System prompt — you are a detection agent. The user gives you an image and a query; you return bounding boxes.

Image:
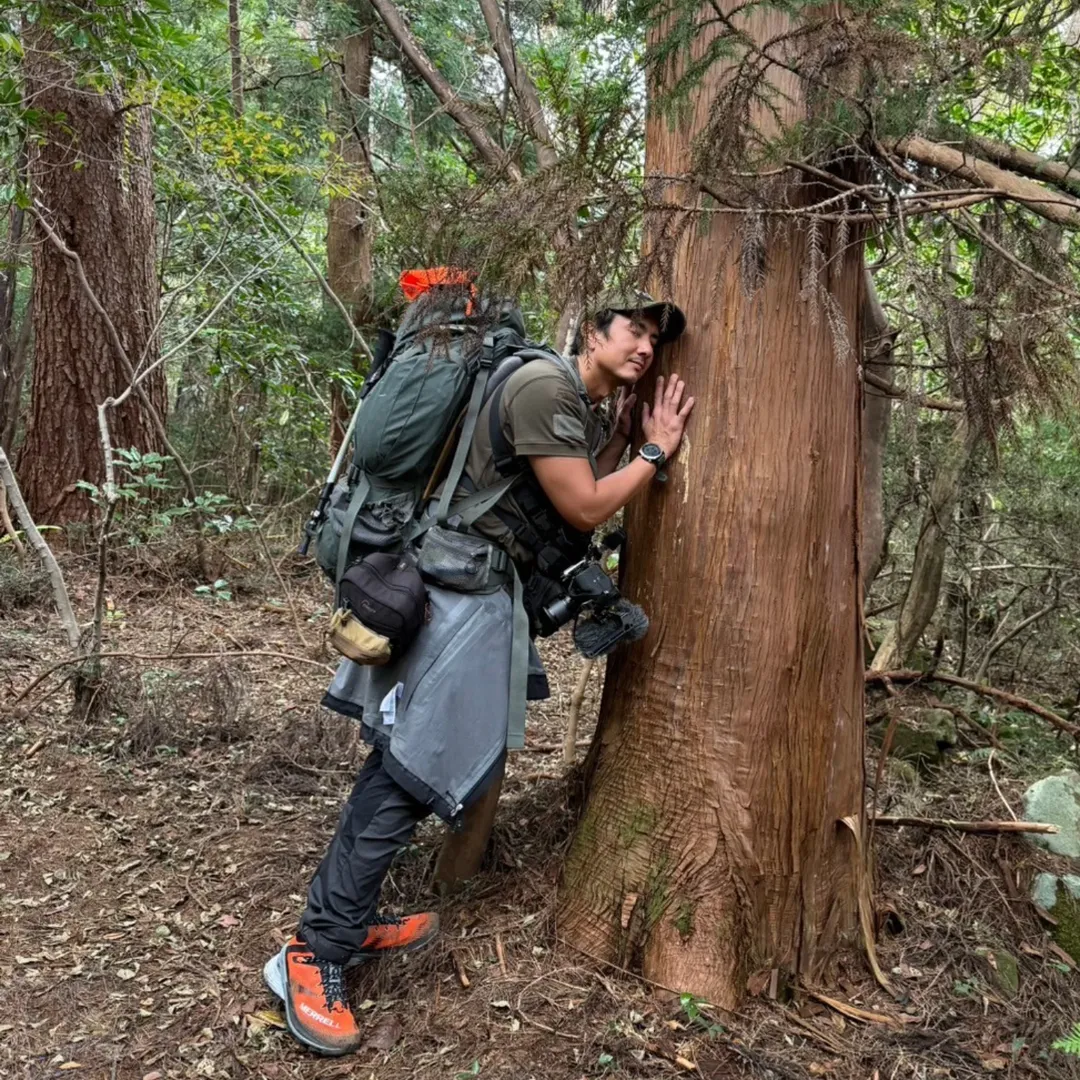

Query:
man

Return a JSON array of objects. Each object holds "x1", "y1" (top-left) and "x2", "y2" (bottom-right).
[{"x1": 264, "y1": 294, "x2": 694, "y2": 1055}]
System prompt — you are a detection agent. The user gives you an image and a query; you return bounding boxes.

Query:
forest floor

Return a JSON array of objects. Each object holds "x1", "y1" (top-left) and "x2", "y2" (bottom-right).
[{"x1": 3, "y1": 538, "x2": 1080, "y2": 1080}]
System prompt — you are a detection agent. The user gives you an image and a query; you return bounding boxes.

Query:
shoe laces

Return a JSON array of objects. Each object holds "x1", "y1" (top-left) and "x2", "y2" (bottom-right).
[
  {"x1": 306, "y1": 955, "x2": 347, "y2": 1010},
  {"x1": 368, "y1": 912, "x2": 405, "y2": 928}
]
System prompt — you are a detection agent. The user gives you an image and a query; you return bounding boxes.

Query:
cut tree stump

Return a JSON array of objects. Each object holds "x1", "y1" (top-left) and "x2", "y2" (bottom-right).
[{"x1": 433, "y1": 756, "x2": 506, "y2": 893}]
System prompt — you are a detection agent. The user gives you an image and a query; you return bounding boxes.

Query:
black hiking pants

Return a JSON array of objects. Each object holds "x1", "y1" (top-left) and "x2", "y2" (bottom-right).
[{"x1": 300, "y1": 747, "x2": 431, "y2": 964}]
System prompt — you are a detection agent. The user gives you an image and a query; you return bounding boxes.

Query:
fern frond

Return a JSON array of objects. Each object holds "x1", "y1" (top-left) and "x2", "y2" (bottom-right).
[{"x1": 1053, "y1": 1021, "x2": 1080, "y2": 1055}]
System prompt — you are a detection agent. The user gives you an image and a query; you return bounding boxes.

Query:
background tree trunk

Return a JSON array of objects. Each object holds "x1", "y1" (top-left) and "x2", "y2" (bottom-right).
[
  {"x1": 228, "y1": 0, "x2": 244, "y2": 118},
  {"x1": 557, "y1": 5, "x2": 866, "y2": 1006},
  {"x1": 18, "y1": 23, "x2": 164, "y2": 523},
  {"x1": 0, "y1": 171, "x2": 28, "y2": 453},
  {"x1": 327, "y1": 20, "x2": 375, "y2": 456},
  {"x1": 870, "y1": 416, "x2": 980, "y2": 671},
  {"x1": 861, "y1": 265, "x2": 896, "y2": 588}
]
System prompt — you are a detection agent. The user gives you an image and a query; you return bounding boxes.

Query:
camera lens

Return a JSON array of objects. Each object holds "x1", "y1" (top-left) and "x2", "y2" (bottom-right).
[{"x1": 540, "y1": 596, "x2": 574, "y2": 636}]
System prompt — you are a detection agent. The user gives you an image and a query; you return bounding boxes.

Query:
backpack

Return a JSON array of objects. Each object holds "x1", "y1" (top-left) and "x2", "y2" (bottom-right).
[{"x1": 312, "y1": 268, "x2": 559, "y2": 591}]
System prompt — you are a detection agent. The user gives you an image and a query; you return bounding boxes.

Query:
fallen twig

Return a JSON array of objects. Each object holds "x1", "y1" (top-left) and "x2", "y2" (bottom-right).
[
  {"x1": 522, "y1": 740, "x2": 590, "y2": 754},
  {"x1": 806, "y1": 990, "x2": 901, "y2": 1028},
  {"x1": 495, "y1": 933, "x2": 507, "y2": 978},
  {"x1": 866, "y1": 669, "x2": 1080, "y2": 738},
  {"x1": 874, "y1": 816, "x2": 1057, "y2": 835}
]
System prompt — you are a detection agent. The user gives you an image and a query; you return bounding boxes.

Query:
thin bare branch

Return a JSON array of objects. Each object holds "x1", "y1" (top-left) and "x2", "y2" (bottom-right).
[{"x1": 0, "y1": 445, "x2": 81, "y2": 649}]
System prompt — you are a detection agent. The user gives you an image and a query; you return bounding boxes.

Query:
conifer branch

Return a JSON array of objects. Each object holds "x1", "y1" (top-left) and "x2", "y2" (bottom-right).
[{"x1": 369, "y1": 0, "x2": 520, "y2": 179}]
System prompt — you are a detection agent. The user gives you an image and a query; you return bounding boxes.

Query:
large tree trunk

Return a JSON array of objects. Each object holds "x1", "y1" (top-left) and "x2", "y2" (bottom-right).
[
  {"x1": 870, "y1": 416, "x2": 979, "y2": 672},
  {"x1": 861, "y1": 266, "x2": 896, "y2": 588},
  {"x1": 327, "y1": 21, "x2": 374, "y2": 455},
  {"x1": 18, "y1": 22, "x2": 164, "y2": 523},
  {"x1": 557, "y1": 6, "x2": 866, "y2": 1007}
]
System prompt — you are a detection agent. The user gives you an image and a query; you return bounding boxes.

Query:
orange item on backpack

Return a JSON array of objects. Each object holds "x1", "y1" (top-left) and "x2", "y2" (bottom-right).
[{"x1": 398, "y1": 267, "x2": 477, "y2": 302}]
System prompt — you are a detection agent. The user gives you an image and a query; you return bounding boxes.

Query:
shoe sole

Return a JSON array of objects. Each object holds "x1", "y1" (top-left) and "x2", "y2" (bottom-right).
[{"x1": 263, "y1": 948, "x2": 350, "y2": 1057}]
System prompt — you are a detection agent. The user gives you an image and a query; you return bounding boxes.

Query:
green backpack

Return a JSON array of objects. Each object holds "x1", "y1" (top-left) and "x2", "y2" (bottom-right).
[{"x1": 311, "y1": 274, "x2": 550, "y2": 590}]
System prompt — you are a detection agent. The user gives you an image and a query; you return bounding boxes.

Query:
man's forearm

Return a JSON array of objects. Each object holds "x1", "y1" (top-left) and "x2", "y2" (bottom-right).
[
  {"x1": 595, "y1": 432, "x2": 629, "y2": 477},
  {"x1": 582, "y1": 455, "x2": 657, "y2": 527}
]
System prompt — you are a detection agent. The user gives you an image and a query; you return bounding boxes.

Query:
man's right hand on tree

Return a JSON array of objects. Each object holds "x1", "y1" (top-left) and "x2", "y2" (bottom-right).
[{"x1": 641, "y1": 373, "x2": 695, "y2": 458}]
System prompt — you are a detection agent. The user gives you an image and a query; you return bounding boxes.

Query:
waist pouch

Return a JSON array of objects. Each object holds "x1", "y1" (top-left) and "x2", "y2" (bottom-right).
[
  {"x1": 416, "y1": 525, "x2": 510, "y2": 594},
  {"x1": 331, "y1": 552, "x2": 428, "y2": 664}
]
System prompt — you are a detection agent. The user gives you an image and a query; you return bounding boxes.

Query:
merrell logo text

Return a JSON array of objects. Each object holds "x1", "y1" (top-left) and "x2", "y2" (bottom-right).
[{"x1": 300, "y1": 1003, "x2": 334, "y2": 1027}]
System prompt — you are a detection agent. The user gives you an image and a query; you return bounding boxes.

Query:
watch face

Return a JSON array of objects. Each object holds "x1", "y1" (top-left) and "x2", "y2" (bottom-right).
[{"x1": 641, "y1": 443, "x2": 664, "y2": 463}]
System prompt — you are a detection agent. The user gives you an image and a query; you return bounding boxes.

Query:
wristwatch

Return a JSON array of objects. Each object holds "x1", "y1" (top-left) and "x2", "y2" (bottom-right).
[{"x1": 638, "y1": 442, "x2": 667, "y2": 471}]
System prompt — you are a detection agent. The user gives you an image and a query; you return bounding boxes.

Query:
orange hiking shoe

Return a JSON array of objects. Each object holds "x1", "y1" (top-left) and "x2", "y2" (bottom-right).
[
  {"x1": 264, "y1": 937, "x2": 361, "y2": 1056},
  {"x1": 355, "y1": 911, "x2": 440, "y2": 958}
]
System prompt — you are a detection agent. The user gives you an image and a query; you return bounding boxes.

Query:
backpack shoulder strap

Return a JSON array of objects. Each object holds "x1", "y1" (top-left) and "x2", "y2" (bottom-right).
[
  {"x1": 434, "y1": 332, "x2": 497, "y2": 524},
  {"x1": 485, "y1": 348, "x2": 566, "y2": 475}
]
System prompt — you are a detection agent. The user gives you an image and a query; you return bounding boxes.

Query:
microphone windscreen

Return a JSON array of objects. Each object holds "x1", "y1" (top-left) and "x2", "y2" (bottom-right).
[{"x1": 573, "y1": 599, "x2": 649, "y2": 659}]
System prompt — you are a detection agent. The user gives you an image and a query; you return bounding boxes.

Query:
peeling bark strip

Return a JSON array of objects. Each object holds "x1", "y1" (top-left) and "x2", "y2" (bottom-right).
[
  {"x1": 19, "y1": 18, "x2": 164, "y2": 522},
  {"x1": 557, "y1": 4, "x2": 865, "y2": 1007}
]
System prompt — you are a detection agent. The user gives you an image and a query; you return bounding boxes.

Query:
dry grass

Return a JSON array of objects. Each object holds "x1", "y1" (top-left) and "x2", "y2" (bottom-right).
[{"x1": 2, "y1": 552, "x2": 1080, "y2": 1079}]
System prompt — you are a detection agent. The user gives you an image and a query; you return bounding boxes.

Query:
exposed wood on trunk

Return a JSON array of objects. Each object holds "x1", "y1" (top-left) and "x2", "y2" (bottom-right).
[
  {"x1": 861, "y1": 265, "x2": 895, "y2": 588},
  {"x1": 870, "y1": 416, "x2": 979, "y2": 671},
  {"x1": 874, "y1": 817, "x2": 1058, "y2": 835},
  {"x1": 882, "y1": 135, "x2": 1080, "y2": 230},
  {"x1": 19, "y1": 20, "x2": 165, "y2": 522},
  {"x1": 228, "y1": 0, "x2": 244, "y2": 117},
  {"x1": 558, "y1": 4, "x2": 865, "y2": 1007},
  {"x1": 866, "y1": 668, "x2": 1080, "y2": 739},
  {"x1": 327, "y1": 21, "x2": 375, "y2": 455},
  {"x1": 369, "y1": 0, "x2": 518, "y2": 178},
  {"x1": 967, "y1": 135, "x2": 1080, "y2": 195}
]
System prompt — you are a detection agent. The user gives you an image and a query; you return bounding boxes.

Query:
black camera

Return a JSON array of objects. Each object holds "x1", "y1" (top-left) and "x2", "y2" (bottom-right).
[{"x1": 536, "y1": 558, "x2": 619, "y2": 637}]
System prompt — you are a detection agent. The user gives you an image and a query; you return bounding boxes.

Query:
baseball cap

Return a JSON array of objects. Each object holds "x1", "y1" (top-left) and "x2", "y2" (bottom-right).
[{"x1": 597, "y1": 289, "x2": 686, "y2": 344}]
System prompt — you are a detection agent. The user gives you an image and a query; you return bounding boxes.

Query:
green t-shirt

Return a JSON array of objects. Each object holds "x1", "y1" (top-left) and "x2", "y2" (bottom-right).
[{"x1": 459, "y1": 357, "x2": 609, "y2": 565}]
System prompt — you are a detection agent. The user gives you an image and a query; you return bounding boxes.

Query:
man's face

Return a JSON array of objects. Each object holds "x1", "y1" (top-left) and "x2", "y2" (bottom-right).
[{"x1": 586, "y1": 312, "x2": 661, "y2": 386}]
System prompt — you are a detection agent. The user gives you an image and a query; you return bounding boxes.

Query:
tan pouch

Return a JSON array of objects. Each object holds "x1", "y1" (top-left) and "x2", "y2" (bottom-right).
[{"x1": 328, "y1": 607, "x2": 392, "y2": 665}]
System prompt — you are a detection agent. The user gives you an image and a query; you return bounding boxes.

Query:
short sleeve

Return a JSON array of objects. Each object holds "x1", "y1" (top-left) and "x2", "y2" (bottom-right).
[{"x1": 503, "y1": 370, "x2": 591, "y2": 458}]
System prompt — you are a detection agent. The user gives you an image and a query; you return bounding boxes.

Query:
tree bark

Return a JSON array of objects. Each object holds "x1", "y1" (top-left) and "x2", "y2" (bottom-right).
[
  {"x1": 557, "y1": 5, "x2": 865, "y2": 1007},
  {"x1": 0, "y1": 296, "x2": 31, "y2": 454},
  {"x1": 870, "y1": 416, "x2": 979, "y2": 671},
  {"x1": 882, "y1": 135, "x2": 1080, "y2": 231},
  {"x1": 966, "y1": 134, "x2": 1080, "y2": 195},
  {"x1": 228, "y1": 0, "x2": 244, "y2": 117},
  {"x1": 0, "y1": 176, "x2": 28, "y2": 452},
  {"x1": 861, "y1": 265, "x2": 894, "y2": 588},
  {"x1": 18, "y1": 21, "x2": 164, "y2": 522},
  {"x1": 327, "y1": 21, "x2": 375, "y2": 455}
]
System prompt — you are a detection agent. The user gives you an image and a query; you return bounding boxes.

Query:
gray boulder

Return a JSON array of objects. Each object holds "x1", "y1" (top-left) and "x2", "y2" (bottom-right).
[{"x1": 1022, "y1": 771, "x2": 1080, "y2": 858}]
